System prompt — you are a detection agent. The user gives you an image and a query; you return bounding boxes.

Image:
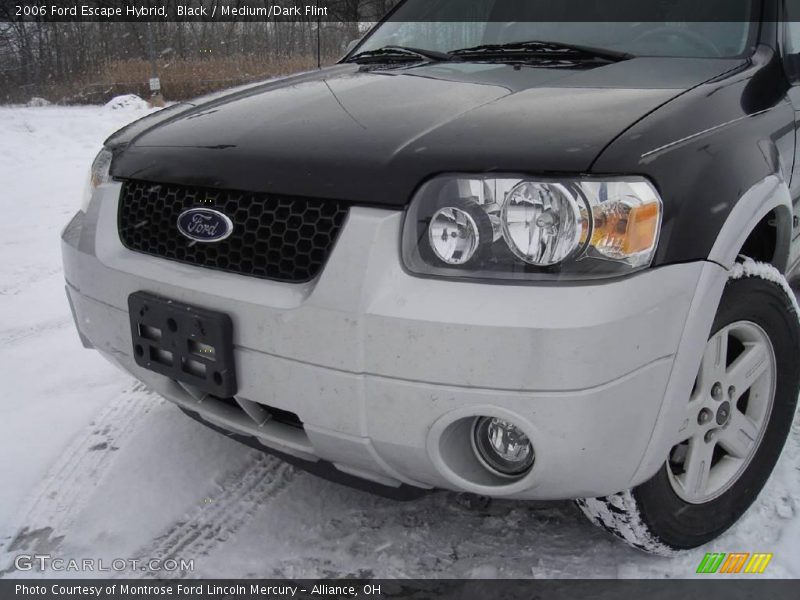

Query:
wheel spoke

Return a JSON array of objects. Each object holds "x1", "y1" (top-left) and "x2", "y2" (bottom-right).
[
  {"x1": 699, "y1": 328, "x2": 728, "y2": 387},
  {"x1": 681, "y1": 436, "x2": 714, "y2": 498},
  {"x1": 679, "y1": 400, "x2": 703, "y2": 438},
  {"x1": 726, "y1": 342, "x2": 769, "y2": 399},
  {"x1": 718, "y1": 410, "x2": 759, "y2": 459}
]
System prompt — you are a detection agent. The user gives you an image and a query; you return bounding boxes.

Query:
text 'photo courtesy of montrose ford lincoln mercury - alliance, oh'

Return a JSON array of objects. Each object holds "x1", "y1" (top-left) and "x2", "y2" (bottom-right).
[{"x1": 61, "y1": 0, "x2": 800, "y2": 554}]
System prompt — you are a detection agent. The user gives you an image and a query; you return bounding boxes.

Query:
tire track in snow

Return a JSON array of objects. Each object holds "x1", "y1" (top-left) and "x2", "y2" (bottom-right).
[
  {"x1": 0, "y1": 316, "x2": 71, "y2": 347},
  {"x1": 0, "y1": 266, "x2": 63, "y2": 296},
  {"x1": 133, "y1": 453, "x2": 295, "y2": 579},
  {"x1": 0, "y1": 382, "x2": 158, "y2": 572}
]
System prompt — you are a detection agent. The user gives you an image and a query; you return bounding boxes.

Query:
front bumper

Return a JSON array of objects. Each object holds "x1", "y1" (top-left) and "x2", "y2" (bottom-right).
[{"x1": 61, "y1": 182, "x2": 727, "y2": 499}]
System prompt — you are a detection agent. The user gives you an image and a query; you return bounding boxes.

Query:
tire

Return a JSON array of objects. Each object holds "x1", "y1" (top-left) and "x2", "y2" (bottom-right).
[{"x1": 576, "y1": 259, "x2": 800, "y2": 554}]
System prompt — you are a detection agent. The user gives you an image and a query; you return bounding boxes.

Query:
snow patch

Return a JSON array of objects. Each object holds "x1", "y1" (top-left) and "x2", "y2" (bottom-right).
[
  {"x1": 26, "y1": 97, "x2": 51, "y2": 107},
  {"x1": 731, "y1": 257, "x2": 800, "y2": 317},
  {"x1": 105, "y1": 94, "x2": 149, "y2": 111},
  {"x1": 575, "y1": 494, "x2": 676, "y2": 557}
]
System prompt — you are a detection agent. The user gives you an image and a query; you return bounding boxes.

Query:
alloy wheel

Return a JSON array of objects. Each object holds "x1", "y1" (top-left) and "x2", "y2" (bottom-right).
[{"x1": 667, "y1": 320, "x2": 776, "y2": 504}]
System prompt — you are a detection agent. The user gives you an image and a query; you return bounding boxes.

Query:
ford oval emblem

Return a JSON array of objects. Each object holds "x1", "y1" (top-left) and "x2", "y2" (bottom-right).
[{"x1": 176, "y1": 208, "x2": 234, "y2": 243}]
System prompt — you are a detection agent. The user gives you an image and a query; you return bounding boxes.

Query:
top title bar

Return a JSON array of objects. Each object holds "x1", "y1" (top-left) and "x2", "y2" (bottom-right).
[
  {"x1": 3, "y1": 0, "x2": 340, "y2": 21},
  {"x1": 2, "y1": 0, "x2": 800, "y2": 23}
]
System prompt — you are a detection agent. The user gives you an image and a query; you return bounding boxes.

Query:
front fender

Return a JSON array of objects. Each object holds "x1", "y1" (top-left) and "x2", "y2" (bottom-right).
[
  {"x1": 591, "y1": 46, "x2": 794, "y2": 270},
  {"x1": 708, "y1": 174, "x2": 792, "y2": 272},
  {"x1": 630, "y1": 172, "x2": 792, "y2": 486}
]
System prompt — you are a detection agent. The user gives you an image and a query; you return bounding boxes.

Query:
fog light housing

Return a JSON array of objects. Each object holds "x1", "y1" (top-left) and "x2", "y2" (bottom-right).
[{"x1": 472, "y1": 417, "x2": 534, "y2": 478}]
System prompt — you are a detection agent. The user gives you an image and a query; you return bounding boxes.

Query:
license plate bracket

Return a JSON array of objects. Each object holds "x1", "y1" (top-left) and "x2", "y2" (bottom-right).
[{"x1": 128, "y1": 292, "x2": 237, "y2": 397}]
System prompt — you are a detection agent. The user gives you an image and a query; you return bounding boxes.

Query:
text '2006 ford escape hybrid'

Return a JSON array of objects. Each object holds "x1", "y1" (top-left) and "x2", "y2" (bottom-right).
[{"x1": 62, "y1": 0, "x2": 800, "y2": 553}]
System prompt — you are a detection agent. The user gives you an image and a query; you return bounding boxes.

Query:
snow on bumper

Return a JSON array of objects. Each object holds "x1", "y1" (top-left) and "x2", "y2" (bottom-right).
[{"x1": 61, "y1": 183, "x2": 714, "y2": 499}]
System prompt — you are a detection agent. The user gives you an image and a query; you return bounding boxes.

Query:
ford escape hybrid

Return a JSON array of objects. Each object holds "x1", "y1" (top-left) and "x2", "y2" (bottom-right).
[{"x1": 62, "y1": 0, "x2": 800, "y2": 553}]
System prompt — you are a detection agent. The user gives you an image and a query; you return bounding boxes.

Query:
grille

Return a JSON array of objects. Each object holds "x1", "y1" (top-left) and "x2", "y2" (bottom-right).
[{"x1": 118, "y1": 180, "x2": 349, "y2": 283}]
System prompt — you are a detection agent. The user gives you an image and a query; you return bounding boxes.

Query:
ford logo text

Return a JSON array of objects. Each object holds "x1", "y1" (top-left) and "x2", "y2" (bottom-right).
[{"x1": 176, "y1": 208, "x2": 234, "y2": 243}]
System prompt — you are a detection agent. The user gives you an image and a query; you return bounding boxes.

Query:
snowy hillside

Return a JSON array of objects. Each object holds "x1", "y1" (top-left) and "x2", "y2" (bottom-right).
[{"x1": 0, "y1": 103, "x2": 798, "y2": 579}]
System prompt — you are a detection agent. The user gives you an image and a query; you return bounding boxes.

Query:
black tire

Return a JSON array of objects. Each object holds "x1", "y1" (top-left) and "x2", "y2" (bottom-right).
[{"x1": 577, "y1": 261, "x2": 800, "y2": 553}]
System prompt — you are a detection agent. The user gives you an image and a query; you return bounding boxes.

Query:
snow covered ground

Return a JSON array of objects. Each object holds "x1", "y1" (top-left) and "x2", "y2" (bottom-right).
[{"x1": 0, "y1": 103, "x2": 798, "y2": 579}]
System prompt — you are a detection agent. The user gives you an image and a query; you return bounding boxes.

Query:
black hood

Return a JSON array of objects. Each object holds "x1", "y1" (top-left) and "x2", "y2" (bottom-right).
[{"x1": 110, "y1": 57, "x2": 743, "y2": 206}]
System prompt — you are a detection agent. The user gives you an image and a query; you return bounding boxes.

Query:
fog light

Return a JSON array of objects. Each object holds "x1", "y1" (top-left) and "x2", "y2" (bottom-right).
[
  {"x1": 428, "y1": 206, "x2": 481, "y2": 265},
  {"x1": 472, "y1": 417, "x2": 534, "y2": 478}
]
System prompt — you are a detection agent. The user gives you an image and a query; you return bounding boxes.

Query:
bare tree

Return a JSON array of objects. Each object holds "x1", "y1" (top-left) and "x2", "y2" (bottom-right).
[{"x1": 0, "y1": 0, "x2": 401, "y2": 103}]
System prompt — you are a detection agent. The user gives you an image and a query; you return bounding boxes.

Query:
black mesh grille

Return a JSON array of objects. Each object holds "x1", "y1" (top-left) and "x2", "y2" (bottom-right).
[{"x1": 118, "y1": 180, "x2": 349, "y2": 283}]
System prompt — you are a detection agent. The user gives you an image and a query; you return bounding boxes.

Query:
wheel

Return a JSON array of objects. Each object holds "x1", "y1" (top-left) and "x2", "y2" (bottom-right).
[{"x1": 576, "y1": 260, "x2": 800, "y2": 554}]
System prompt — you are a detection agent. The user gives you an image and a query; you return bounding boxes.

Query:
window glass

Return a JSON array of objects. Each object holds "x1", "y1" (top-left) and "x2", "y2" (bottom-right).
[{"x1": 358, "y1": 0, "x2": 758, "y2": 59}]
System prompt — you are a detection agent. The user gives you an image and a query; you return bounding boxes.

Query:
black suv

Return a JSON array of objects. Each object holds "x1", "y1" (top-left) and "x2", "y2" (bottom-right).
[{"x1": 63, "y1": 0, "x2": 800, "y2": 554}]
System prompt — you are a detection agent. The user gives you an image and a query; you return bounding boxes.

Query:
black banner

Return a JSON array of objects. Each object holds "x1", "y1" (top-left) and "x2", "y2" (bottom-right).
[
  {"x1": 2, "y1": 580, "x2": 800, "y2": 600},
  {"x1": 0, "y1": 0, "x2": 791, "y2": 23}
]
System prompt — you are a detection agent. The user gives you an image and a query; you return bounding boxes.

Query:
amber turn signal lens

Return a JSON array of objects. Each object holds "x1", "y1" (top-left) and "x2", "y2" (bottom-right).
[
  {"x1": 624, "y1": 202, "x2": 660, "y2": 254},
  {"x1": 591, "y1": 200, "x2": 660, "y2": 259}
]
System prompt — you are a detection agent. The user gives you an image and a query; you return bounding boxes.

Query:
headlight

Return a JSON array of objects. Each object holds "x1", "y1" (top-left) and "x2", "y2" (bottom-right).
[
  {"x1": 402, "y1": 175, "x2": 662, "y2": 281},
  {"x1": 501, "y1": 181, "x2": 586, "y2": 266},
  {"x1": 80, "y1": 148, "x2": 113, "y2": 212},
  {"x1": 429, "y1": 206, "x2": 480, "y2": 265}
]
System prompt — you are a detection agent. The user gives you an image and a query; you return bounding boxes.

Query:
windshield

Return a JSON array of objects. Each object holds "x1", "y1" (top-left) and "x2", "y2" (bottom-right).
[{"x1": 356, "y1": 0, "x2": 759, "y2": 59}]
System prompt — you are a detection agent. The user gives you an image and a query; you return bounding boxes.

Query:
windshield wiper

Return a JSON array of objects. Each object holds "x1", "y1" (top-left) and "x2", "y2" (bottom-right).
[
  {"x1": 450, "y1": 40, "x2": 633, "y2": 63},
  {"x1": 346, "y1": 45, "x2": 456, "y2": 64}
]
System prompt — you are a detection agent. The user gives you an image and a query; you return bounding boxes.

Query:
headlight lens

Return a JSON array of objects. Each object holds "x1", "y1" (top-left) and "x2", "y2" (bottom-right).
[
  {"x1": 428, "y1": 205, "x2": 481, "y2": 265},
  {"x1": 402, "y1": 175, "x2": 662, "y2": 281},
  {"x1": 501, "y1": 181, "x2": 586, "y2": 266},
  {"x1": 80, "y1": 148, "x2": 113, "y2": 212}
]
